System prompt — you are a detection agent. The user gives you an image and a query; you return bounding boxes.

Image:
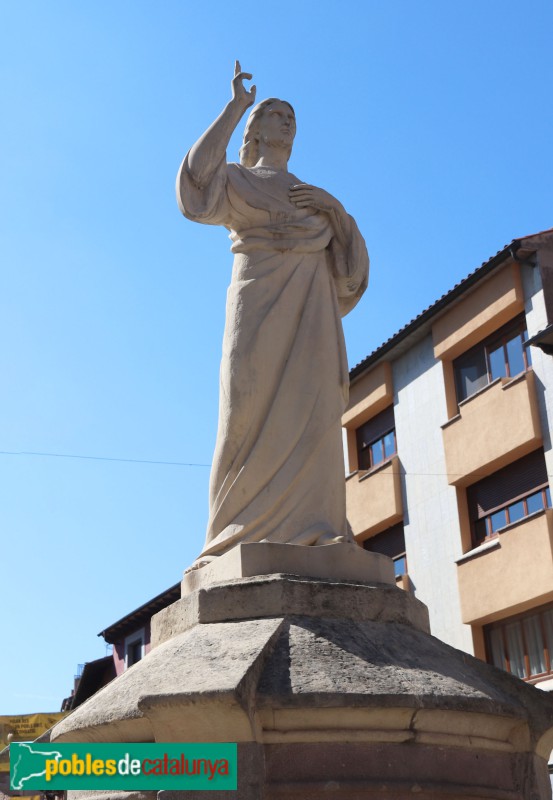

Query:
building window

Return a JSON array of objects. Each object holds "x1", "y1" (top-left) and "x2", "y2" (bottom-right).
[
  {"x1": 356, "y1": 405, "x2": 396, "y2": 470},
  {"x1": 363, "y1": 522, "x2": 406, "y2": 578},
  {"x1": 124, "y1": 630, "x2": 145, "y2": 669},
  {"x1": 467, "y1": 450, "x2": 550, "y2": 548},
  {"x1": 454, "y1": 315, "x2": 531, "y2": 403},
  {"x1": 485, "y1": 604, "x2": 553, "y2": 681},
  {"x1": 475, "y1": 486, "x2": 551, "y2": 541}
]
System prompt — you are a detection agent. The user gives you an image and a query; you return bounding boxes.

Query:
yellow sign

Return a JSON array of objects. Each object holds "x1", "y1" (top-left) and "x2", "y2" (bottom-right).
[{"x1": 0, "y1": 713, "x2": 67, "y2": 772}]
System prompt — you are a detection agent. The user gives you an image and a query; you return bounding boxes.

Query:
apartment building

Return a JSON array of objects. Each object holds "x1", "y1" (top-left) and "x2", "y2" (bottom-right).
[
  {"x1": 343, "y1": 227, "x2": 553, "y2": 690},
  {"x1": 60, "y1": 583, "x2": 181, "y2": 712},
  {"x1": 98, "y1": 582, "x2": 181, "y2": 675}
]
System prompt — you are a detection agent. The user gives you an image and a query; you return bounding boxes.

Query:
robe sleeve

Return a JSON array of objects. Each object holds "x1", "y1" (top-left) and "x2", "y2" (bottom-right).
[
  {"x1": 176, "y1": 154, "x2": 231, "y2": 226},
  {"x1": 327, "y1": 215, "x2": 370, "y2": 317}
]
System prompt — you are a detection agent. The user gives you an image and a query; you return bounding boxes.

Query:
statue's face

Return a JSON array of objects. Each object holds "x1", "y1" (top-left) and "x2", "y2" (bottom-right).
[{"x1": 257, "y1": 101, "x2": 296, "y2": 150}]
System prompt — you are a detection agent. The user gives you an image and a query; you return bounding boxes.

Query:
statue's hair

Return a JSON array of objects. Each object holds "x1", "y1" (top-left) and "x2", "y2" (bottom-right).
[{"x1": 239, "y1": 98, "x2": 296, "y2": 168}]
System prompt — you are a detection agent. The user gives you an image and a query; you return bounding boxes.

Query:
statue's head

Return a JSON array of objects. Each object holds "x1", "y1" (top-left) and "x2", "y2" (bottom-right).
[{"x1": 240, "y1": 98, "x2": 296, "y2": 168}]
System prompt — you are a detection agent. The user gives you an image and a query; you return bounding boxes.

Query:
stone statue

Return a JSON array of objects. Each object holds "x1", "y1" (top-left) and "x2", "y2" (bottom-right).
[{"x1": 177, "y1": 63, "x2": 369, "y2": 566}]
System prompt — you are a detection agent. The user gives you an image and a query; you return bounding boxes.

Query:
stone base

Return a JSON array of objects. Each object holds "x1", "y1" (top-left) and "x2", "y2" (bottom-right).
[
  {"x1": 159, "y1": 743, "x2": 553, "y2": 800},
  {"x1": 152, "y1": 572, "x2": 430, "y2": 649},
  {"x1": 181, "y1": 541, "x2": 395, "y2": 594},
  {"x1": 51, "y1": 573, "x2": 553, "y2": 799}
]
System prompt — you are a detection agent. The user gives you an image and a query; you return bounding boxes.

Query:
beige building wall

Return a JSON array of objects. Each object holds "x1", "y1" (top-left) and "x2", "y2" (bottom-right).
[
  {"x1": 441, "y1": 370, "x2": 542, "y2": 487},
  {"x1": 344, "y1": 245, "x2": 553, "y2": 680},
  {"x1": 457, "y1": 509, "x2": 553, "y2": 624},
  {"x1": 432, "y1": 263, "x2": 524, "y2": 361},
  {"x1": 346, "y1": 456, "x2": 402, "y2": 539}
]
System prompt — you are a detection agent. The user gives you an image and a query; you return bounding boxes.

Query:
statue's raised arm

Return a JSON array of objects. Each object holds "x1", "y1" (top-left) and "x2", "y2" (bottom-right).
[
  {"x1": 179, "y1": 62, "x2": 255, "y2": 194},
  {"x1": 176, "y1": 65, "x2": 369, "y2": 569}
]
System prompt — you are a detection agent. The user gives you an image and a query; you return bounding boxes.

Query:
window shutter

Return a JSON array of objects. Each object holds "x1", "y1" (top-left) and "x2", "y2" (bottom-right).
[
  {"x1": 467, "y1": 449, "x2": 548, "y2": 519},
  {"x1": 363, "y1": 522, "x2": 405, "y2": 558},
  {"x1": 356, "y1": 405, "x2": 395, "y2": 449}
]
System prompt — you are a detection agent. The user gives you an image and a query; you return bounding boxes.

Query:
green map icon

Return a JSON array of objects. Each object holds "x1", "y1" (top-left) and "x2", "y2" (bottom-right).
[{"x1": 11, "y1": 742, "x2": 63, "y2": 790}]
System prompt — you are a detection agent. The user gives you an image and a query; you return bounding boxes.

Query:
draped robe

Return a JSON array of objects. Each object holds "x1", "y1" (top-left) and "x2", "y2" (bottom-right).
[{"x1": 177, "y1": 158, "x2": 369, "y2": 558}]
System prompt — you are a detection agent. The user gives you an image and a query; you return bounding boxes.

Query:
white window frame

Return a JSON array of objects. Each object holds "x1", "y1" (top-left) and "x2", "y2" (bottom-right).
[{"x1": 124, "y1": 628, "x2": 145, "y2": 670}]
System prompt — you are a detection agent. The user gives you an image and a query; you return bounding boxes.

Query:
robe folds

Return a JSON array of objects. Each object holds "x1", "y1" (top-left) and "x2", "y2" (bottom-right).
[{"x1": 177, "y1": 158, "x2": 369, "y2": 558}]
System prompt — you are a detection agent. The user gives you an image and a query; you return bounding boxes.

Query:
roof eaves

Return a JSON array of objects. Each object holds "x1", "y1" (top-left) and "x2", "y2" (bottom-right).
[
  {"x1": 98, "y1": 582, "x2": 181, "y2": 643},
  {"x1": 525, "y1": 322, "x2": 553, "y2": 355},
  {"x1": 349, "y1": 238, "x2": 522, "y2": 381},
  {"x1": 72, "y1": 656, "x2": 116, "y2": 707}
]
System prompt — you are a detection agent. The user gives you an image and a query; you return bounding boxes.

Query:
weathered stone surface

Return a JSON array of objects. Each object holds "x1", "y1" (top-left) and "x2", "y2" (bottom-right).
[
  {"x1": 53, "y1": 617, "x2": 283, "y2": 743},
  {"x1": 262, "y1": 742, "x2": 544, "y2": 799},
  {"x1": 152, "y1": 573, "x2": 429, "y2": 649},
  {"x1": 53, "y1": 575, "x2": 553, "y2": 799},
  {"x1": 182, "y1": 542, "x2": 394, "y2": 595},
  {"x1": 54, "y1": 580, "x2": 553, "y2": 741},
  {"x1": 255, "y1": 616, "x2": 551, "y2": 724}
]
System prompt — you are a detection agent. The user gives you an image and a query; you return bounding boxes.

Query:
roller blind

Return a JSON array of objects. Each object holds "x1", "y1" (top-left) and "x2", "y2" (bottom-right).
[
  {"x1": 363, "y1": 522, "x2": 405, "y2": 558},
  {"x1": 356, "y1": 405, "x2": 395, "y2": 449},
  {"x1": 467, "y1": 449, "x2": 548, "y2": 519}
]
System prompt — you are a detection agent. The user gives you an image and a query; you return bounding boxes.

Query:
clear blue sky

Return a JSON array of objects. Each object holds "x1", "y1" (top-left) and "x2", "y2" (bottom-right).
[{"x1": 1, "y1": 0, "x2": 552, "y2": 714}]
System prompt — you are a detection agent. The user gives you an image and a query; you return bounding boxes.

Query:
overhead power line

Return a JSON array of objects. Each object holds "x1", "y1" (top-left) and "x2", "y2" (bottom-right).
[
  {"x1": 0, "y1": 450, "x2": 211, "y2": 467},
  {"x1": 1, "y1": 450, "x2": 552, "y2": 480}
]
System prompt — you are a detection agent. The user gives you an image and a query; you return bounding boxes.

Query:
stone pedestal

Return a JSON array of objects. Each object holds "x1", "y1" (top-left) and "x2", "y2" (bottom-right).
[
  {"x1": 51, "y1": 545, "x2": 553, "y2": 799},
  {"x1": 181, "y1": 541, "x2": 395, "y2": 594}
]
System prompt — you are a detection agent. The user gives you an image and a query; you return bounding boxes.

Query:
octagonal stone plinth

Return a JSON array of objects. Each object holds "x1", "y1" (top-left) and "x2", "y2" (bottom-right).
[{"x1": 51, "y1": 548, "x2": 553, "y2": 799}]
